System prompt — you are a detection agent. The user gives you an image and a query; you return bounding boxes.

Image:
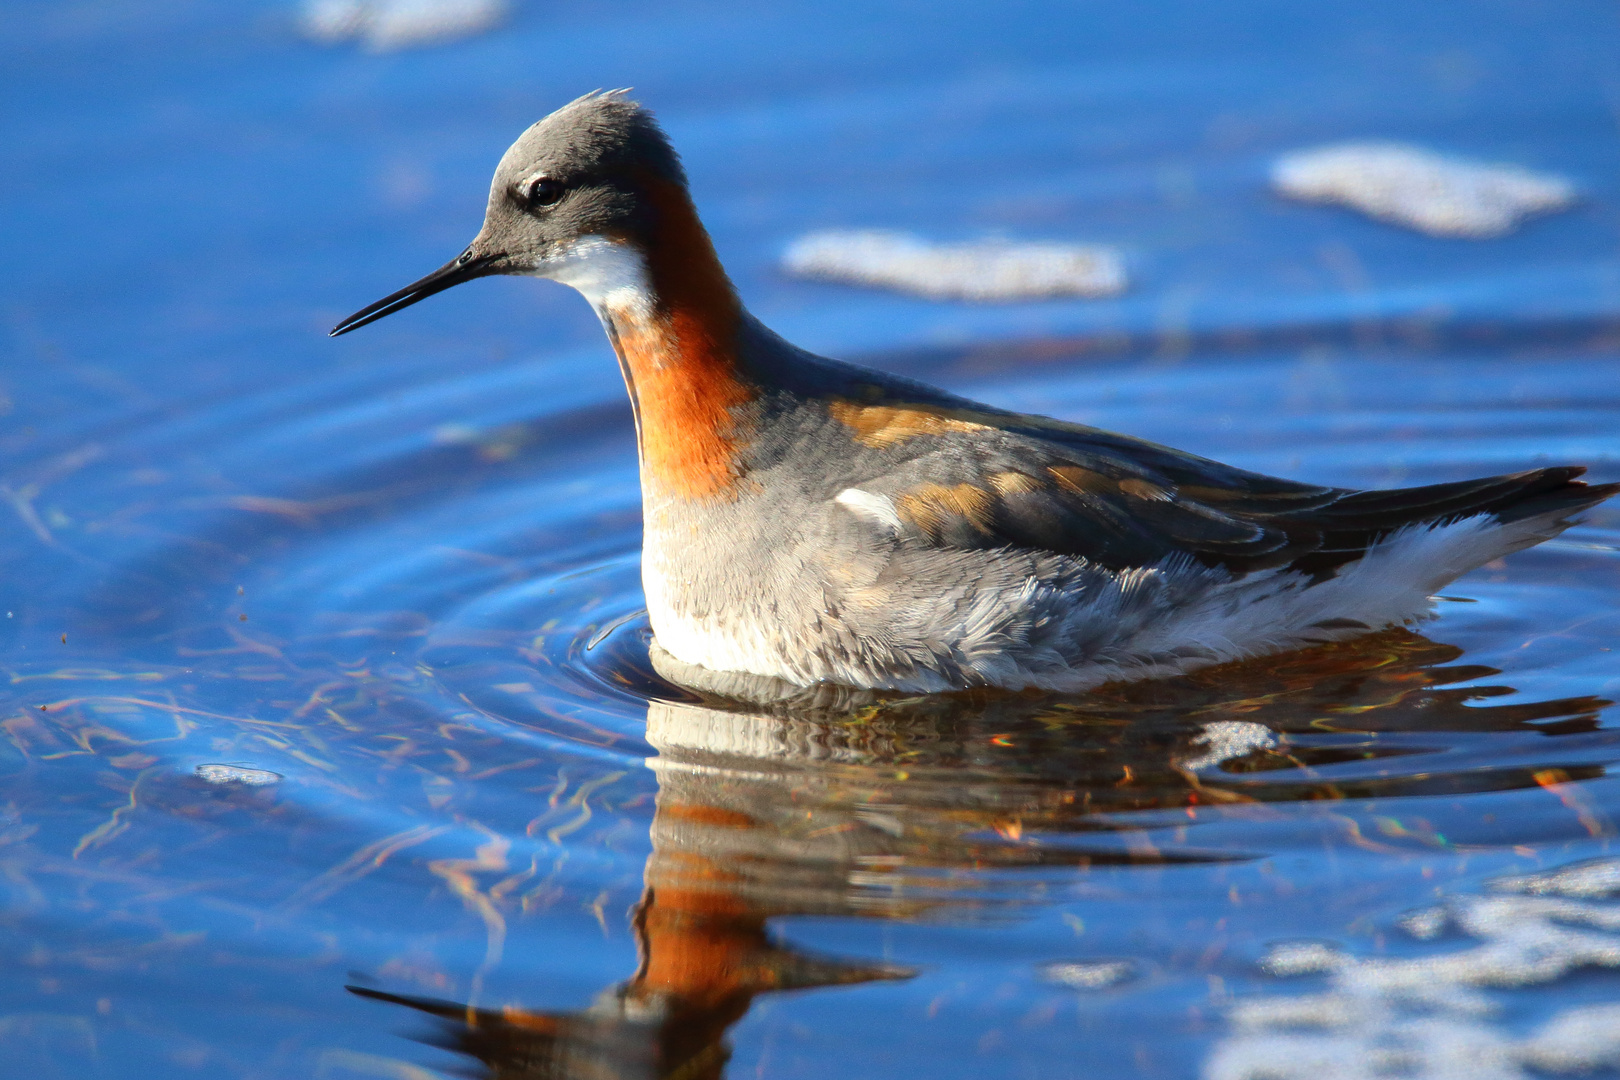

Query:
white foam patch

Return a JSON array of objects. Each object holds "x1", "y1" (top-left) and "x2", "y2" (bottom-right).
[
  {"x1": 195, "y1": 763, "x2": 282, "y2": 786},
  {"x1": 1205, "y1": 858, "x2": 1620, "y2": 1080},
  {"x1": 1493, "y1": 858, "x2": 1620, "y2": 899},
  {"x1": 300, "y1": 0, "x2": 507, "y2": 51},
  {"x1": 1180, "y1": 720, "x2": 1277, "y2": 772},
  {"x1": 1042, "y1": 959, "x2": 1138, "y2": 990},
  {"x1": 1272, "y1": 142, "x2": 1576, "y2": 239},
  {"x1": 782, "y1": 230, "x2": 1127, "y2": 301}
]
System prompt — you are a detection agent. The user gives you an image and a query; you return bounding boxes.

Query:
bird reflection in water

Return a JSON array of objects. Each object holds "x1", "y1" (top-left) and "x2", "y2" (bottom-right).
[{"x1": 351, "y1": 629, "x2": 1609, "y2": 1078}]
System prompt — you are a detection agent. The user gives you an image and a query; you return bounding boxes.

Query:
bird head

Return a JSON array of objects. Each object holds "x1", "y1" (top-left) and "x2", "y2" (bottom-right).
[{"x1": 331, "y1": 90, "x2": 685, "y2": 336}]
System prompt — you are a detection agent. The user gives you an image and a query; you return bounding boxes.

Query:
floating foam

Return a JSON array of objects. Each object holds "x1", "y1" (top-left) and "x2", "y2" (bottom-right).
[
  {"x1": 1041, "y1": 959, "x2": 1137, "y2": 990},
  {"x1": 782, "y1": 230, "x2": 1127, "y2": 302},
  {"x1": 1519, "y1": 1005, "x2": 1620, "y2": 1073},
  {"x1": 1271, "y1": 142, "x2": 1576, "y2": 238},
  {"x1": 1205, "y1": 857, "x2": 1620, "y2": 1080},
  {"x1": 1492, "y1": 857, "x2": 1620, "y2": 899},
  {"x1": 1258, "y1": 941, "x2": 1345, "y2": 977},
  {"x1": 1397, "y1": 906, "x2": 1448, "y2": 941},
  {"x1": 301, "y1": 0, "x2": 507, "y2": 51},
  {"x1": 195, "y1": 763, "x2": 283, "y2": 786},
  {"x1": 1180, "y1": 720, "x2": 1277, "y2": 772}
]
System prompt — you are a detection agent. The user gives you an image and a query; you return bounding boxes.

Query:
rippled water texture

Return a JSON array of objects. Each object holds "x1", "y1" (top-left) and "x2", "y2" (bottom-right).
[{"x1": 5, "y1": 2, "x2": 1620, "y2": 1077}]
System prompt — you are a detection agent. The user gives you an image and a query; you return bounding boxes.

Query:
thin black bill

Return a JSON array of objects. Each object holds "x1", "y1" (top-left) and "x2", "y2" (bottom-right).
[{"x1": 329, "y1": 249, "x2": 503, "y2": 337}]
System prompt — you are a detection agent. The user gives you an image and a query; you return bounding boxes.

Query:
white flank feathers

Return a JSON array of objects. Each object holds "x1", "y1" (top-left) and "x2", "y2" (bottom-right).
[
  {"x1": 1134, "y1": 514, "x2": 1538, "y2": 674},
  {"x1": 1272, "y1": 142, "x2": 1577, "y2": 238},
  {"x1": 835, "y1": 488, "x2": 905, "y2": 533},
  {"x1": 1013, "y1": 511, "x2": 1560, "y2": 695},
  {"x1": 783, "y1": 230, "x2": 1127, "y2": 301},
  {"x1": 650, "y1": 510, "x2": 1562, "y2": 695}
]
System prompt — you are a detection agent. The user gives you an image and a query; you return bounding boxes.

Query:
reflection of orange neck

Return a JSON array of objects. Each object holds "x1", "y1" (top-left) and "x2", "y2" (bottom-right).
[
  {"x1": 634, "y1": 800, "x2": 773, "y2": 1011},
  {"x1": 635, "y1": 883, "x2": 772, "y2": 1016},
  {"x1": 606, "y1": 176, "x2": 755, "y2": 502},
  {"x1": 625, "y1": 801, "x2": 774, "y2": 1080}
]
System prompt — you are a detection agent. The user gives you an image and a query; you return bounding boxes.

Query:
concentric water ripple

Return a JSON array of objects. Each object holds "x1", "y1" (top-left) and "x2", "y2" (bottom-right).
[
  {"x1": 3, "y1": 317, "x2": 1619, "y2": 1078},
  {"x1": 8, "y1": 1, "x2": 1620, "y2": 1072}
]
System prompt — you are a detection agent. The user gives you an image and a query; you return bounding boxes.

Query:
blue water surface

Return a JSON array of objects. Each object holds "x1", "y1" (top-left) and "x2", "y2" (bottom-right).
[{"x1": 3, "y1": 2, "x2": 1620, "y2": 1078}]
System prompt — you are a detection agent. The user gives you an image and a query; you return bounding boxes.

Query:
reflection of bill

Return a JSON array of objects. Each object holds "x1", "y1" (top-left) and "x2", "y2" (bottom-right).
[
  {"x1": 351, "y1": 630, "x2": 1610, "y2": 1078},
  {"x1": 352, "y1": 891, "x2": 903, "y2": 1080}
]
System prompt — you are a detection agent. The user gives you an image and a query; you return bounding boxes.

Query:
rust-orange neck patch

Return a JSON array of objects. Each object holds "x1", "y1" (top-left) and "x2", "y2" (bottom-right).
[{"x1": 606, "y1": 175, "x2": 754, "y2": 501}]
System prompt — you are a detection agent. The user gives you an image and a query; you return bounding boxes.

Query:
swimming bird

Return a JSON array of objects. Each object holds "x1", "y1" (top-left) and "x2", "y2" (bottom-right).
[{"x1": 331, "y1": 91, "x2": 1617, "y2": 694}]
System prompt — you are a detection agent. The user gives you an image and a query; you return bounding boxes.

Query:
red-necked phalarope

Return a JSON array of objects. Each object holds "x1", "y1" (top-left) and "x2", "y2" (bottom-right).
[{"x1": 332, "y1": 91, "x2": 1618, "y2": 693}]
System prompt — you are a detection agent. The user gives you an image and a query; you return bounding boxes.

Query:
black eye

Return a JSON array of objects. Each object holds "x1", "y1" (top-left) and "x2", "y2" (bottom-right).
[{"x1": 526, "y1": 177, "x2": 565, "y2": 208}]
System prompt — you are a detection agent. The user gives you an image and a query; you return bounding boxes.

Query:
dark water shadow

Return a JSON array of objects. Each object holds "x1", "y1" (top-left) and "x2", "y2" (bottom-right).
[{"x1": 350, "y1": 629, "x2": 1614, "y2": 1079}]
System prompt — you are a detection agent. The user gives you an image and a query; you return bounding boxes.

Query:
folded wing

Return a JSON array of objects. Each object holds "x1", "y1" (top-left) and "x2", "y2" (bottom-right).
[{"x1": 833, "y1": 414, "x2": 1614, "y2": 577}]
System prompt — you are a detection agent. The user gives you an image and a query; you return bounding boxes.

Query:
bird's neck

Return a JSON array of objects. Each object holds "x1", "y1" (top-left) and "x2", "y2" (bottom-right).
[{"x1": 554, "y1": 184, "x2": 755, "y2": 502}]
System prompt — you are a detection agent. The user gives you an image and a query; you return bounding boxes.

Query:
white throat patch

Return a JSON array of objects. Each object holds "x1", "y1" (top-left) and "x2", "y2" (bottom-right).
[{"x1": 538, "y1": 236, "x2": 654, "y2": 318}]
